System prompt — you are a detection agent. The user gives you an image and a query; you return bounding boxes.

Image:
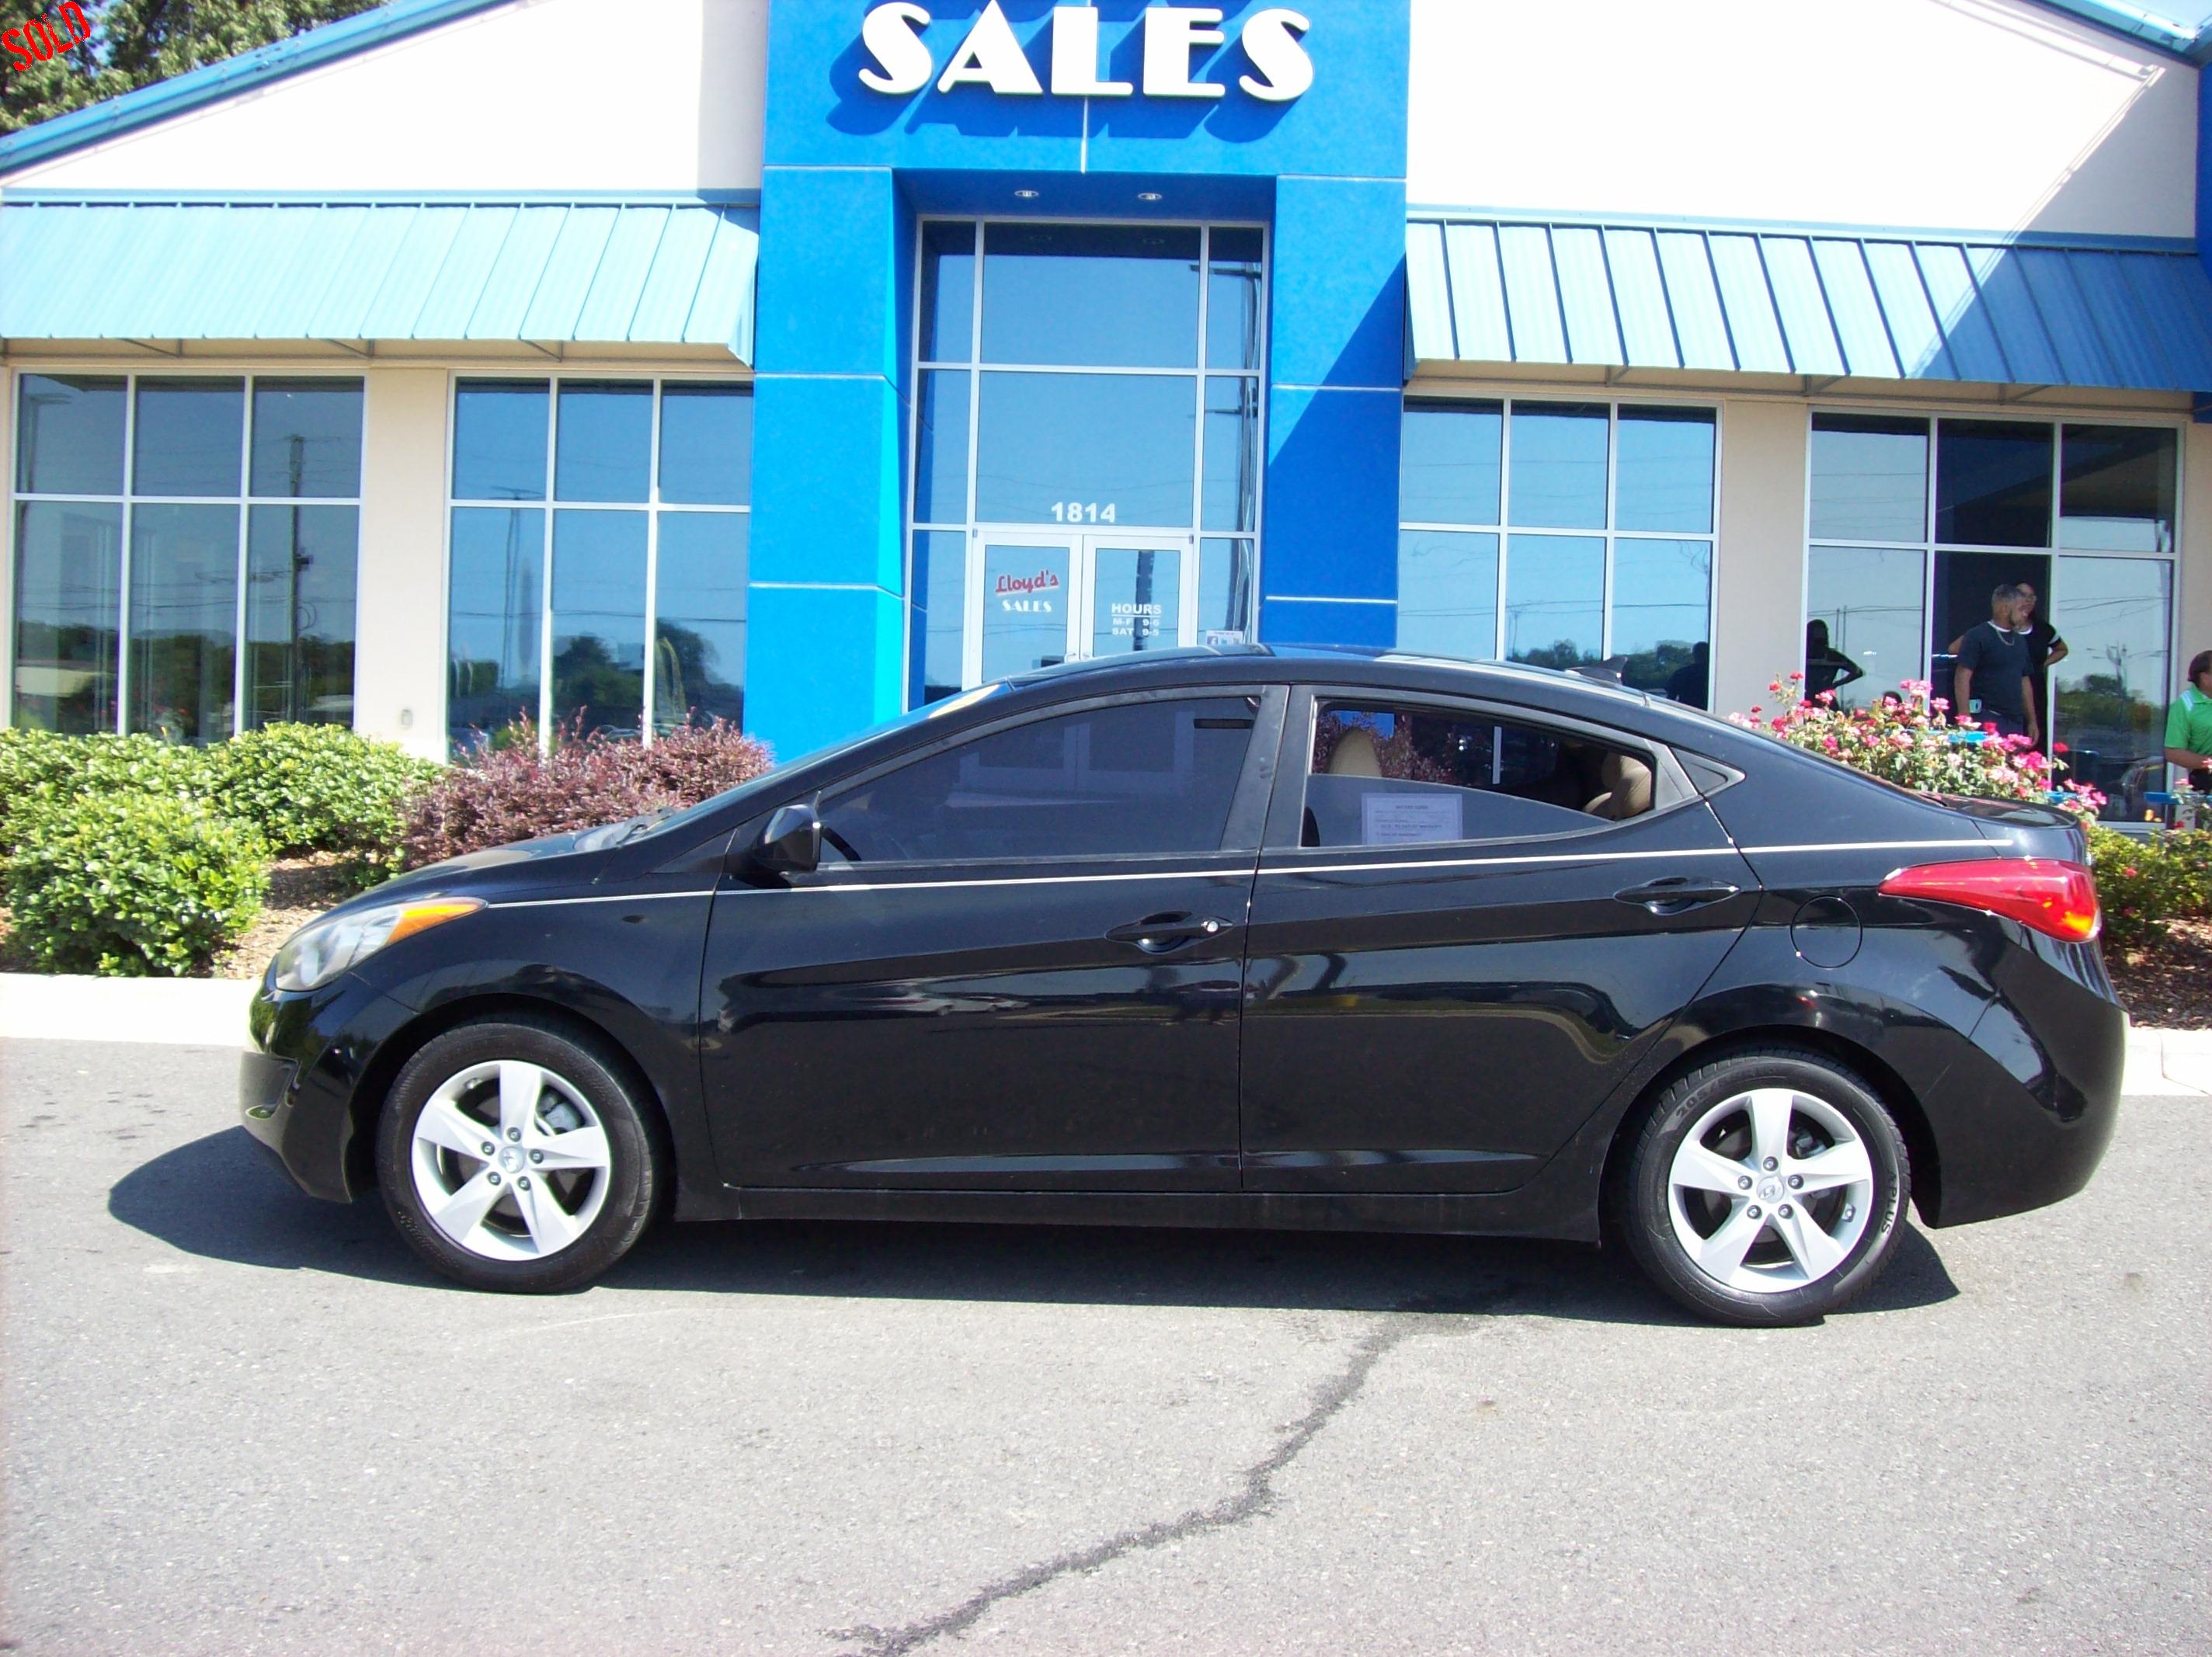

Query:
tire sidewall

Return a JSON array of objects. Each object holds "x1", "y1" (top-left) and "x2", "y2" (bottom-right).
[{"x1": 377, "y1": 1020, "x2": 659, "y2": 1293}]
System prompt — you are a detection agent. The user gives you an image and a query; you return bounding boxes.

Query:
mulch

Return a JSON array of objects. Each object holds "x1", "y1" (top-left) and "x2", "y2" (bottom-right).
[{"x1": 2105, "y1": 919, "x2": 2212, "y2": 1031}]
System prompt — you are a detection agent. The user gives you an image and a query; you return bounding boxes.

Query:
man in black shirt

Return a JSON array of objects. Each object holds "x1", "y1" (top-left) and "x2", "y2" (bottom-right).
[{"x1": 1953, "y1": 583, "x2": 2037, "y2": 745}]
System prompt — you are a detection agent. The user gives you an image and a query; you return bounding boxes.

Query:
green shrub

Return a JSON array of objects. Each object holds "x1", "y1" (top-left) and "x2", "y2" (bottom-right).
[
  {"x1": 2089, "y1": 827, "x2": 2212, "y2": 954},
  {"x1": 5, "y1": 793, "x2": 266, "y2": 977},
  {"x1": 209, "y1": 723, "x2": 439, "y2": 879},
  {"x1": 0, "y1": 731, "x2": 216, "y2": 855}
]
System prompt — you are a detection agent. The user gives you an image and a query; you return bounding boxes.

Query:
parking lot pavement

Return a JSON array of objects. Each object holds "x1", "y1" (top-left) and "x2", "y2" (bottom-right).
[{"x1": 2, "y1": 1039, "x2": 2205, "y2": 1657}]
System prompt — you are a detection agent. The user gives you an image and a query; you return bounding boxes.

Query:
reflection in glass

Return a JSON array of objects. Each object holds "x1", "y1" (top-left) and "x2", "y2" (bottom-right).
[
  {"x1": 1504, "y1": 533, "x2": 1604, "y2": 669},
  {"x1": 454, "y1": 381, "x2": 550, "y2": 502},
  {"x1": 245, "y1": 505, "x2": 357, "y2": 728},
  {"x1": 128, "y1": 503, "x2": 239, "y2": 742},
  {"x1": 920, "y1": 221, "x2": 976, "y2": 363},
  {"x1": 1508, "y1": 403, "x2": 1608, "y2": 530},
  {"x1": 1616, "y1": 407, "x2": 1714, "y2": 533},
  {"x1": 1399, "y1": 401, "x2": 1501, "y2": 526},
  {"x1": 250, "y1": 381, "x2": 363, "y2": 498},
  {"x1": 1202, "y1": 376, "x2": 1259, "y2": 532},
  {"x1": 1090, "y1": 546, "x2": 1182, "y2": 657},
  {"x1": 913, "y1": 530, "x2": 969, "y2": 702},
  {"x1": 2061, "y1": 426, "x2": 2175, "y2": 553},
  {"x1": 134, "y1": 380, "x2": 244, "y2": 498},
  {"x1": 1207, "y1": 228, "x2": 1264, "y2": 370},
  {"x1": 551, "y1": 510, "x2": 647, "y2": 737},
  {"x1": 980, "y1": 541, "x2": 1071, "y2": 679},
  {"x1": 1199, "y1": 537, "x2": 1253, "y2": 641},
  {"x1": 654, "y1": 512, "x2": 746, "y2": 730},
  {"x1": 1396, "y1": 530, "x2": 1498, "y2": 661},
  {"x1": 914, "y1": 370, "x2": 971, "y2": 523},
  {"x1": 12, "y1": 502, "x2": 120, "y2": 733},
  {"x1": 1807, "y1": 544, "x2": 1925, "y2": 708},
  {"x1": 1810, "y1": 414, "x2": 1929, "y2": 543},
  {"x1": 16, "y1": 374, "x2": 125, "y2": 496},
  {"x1": 982, "y1": 223, "x2": 1201, "y2": 368},
  {"x1": 555, "y1": 381, "x2": 652, "y2": 503},
  {"x1": 1612, "y1": 538, "x2": 1709, "y2": 698},
  {"x1": 1936, "y1": 419, "x2": 2050, "y2": 547},
  {"x1": 447, "y1": 507, "x2": 544, "y2": 750},
  {"x1": 2053, "y1": 554, "x2": 2172, "y2": 820},
  {"x1": 975, "y1": 373, "x2": 1196, "y2": 526},
  {"x1": 658, "y1": 384, "x2": 752, "y2": 506}
]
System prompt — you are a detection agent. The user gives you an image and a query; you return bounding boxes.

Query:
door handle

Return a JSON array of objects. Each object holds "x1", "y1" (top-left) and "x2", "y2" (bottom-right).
[
  {"x1": 1614, "y1": 877, "x2": 1742, "y2": 915},
  {"x1": 1105, "y1": 912, "x2": 1230, "y2": 954}
]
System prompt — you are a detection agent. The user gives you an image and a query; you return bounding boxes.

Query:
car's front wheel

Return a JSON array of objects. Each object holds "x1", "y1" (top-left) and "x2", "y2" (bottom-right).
[
  {"x1": 1615, "y1": 1047, "x2": 1908, "y2": 1326},
  {"x1": 376, "y1": 1018, "x2": 664, "y2": 1293}
]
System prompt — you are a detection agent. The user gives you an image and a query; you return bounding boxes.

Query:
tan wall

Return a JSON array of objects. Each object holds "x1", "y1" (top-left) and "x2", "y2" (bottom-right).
[
  {"x1": 0, "y1": 371, "x2": 13, "y2": 727},
  {"x1": 353, "y1": 368, "x2": 452, "y2": 763},
  {"x1": 2180, "y1": 424, "x2": 2212, "y2": 780},
  {"x1": 1710, "y1": 398, "x2": 1810, "y2": 721}
]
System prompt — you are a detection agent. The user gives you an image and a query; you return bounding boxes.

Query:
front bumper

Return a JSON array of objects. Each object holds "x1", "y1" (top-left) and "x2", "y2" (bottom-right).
[{"x1": 238, "y1": 974, "x2": 416, "y2": 1204}]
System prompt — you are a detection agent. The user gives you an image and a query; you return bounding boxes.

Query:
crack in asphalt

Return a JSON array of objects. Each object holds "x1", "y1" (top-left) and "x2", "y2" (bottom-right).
[{"x1": 829, "y1": 1289, "x2": 1515, "y2": 1657}]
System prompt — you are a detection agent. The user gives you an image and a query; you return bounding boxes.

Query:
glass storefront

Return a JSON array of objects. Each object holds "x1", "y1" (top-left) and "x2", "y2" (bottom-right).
[
  {"x1": 445, "y1": 378, "x2": 751, "y2": 754},
  {"x1": 12, "y1": 373, "x2": 363, "y2": 739},
  {"x1": 909, "y1": 221, "x2": 1264, "y2": 702}
]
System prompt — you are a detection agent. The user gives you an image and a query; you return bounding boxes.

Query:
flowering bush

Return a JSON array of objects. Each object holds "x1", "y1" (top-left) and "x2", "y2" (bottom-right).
[
  {"x1": 402, "y1": 718, "x2": 774, "y2": 867},
  {"x1": 2088, "y1": 827, "x2": 2212, "y2": 954}
]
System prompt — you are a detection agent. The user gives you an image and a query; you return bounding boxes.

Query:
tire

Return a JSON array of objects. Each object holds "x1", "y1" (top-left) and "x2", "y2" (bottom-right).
[
  {"x1": 1612, "y1": 1047, "x2": 1909, "y2": 1327},
  {"x1": 376, "y1": 1017, "x2": 664, "y2": 1293}
]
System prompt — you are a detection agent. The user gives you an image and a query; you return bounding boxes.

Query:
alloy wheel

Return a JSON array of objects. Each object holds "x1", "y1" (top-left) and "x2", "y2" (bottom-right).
[
  {"x1": 1665, "y1": 1087, "x2": 1876, "y2": 1295},
  {"x1": 409, "y1": 1060, "x2": 612, "y2": 1261}
]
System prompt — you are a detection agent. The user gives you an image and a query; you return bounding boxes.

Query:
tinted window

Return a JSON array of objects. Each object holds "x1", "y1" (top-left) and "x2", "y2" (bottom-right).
[
  {"x1": 250, "y1": 380, "x2": 363, "y2": 498},
  {"x1": 820, "y1": 696, "x2": 1257, "y2": 864},
  {"x1": 453, "y1": 380, "x2": 550, "y2": 502},
  {"x1": 981, "y1": 223, "x2": 1201, "y2": 369},
  {"x1": 134, "y1": 379, "x2": 244, "y2": 497},
  {"x1": 1936, "y1": 419, "x2": 2050, "y2": 547},
  {"x1": 1508, "y1": 402, "x2": 1609, "y2": 529},
  {"x1": 1399, "y1": 401, "x2": 1501, "y2": 526},
  {"x1": 16, "y1": 374, "x2": 126, "y2": 495},
  {"x1": 1615, "y1": 406, "x2": 1714, "y2": 533},
  {"x1": 1810, "y1": 414, "x2": 1927, "y2": 543},
  {"x1": 1303, "y1": 701, "x2": 1652, "y2": 849}
]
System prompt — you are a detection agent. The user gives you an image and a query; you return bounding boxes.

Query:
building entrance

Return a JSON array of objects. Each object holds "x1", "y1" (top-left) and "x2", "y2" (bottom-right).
[{"x1": 969, "y1": 532, "x2": 1205, "y2": 682}]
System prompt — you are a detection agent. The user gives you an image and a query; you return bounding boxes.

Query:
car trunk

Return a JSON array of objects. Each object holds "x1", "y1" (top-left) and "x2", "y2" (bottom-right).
[{"x1": 1937, "y1": 796, "x2": 2091, "y2": 863}]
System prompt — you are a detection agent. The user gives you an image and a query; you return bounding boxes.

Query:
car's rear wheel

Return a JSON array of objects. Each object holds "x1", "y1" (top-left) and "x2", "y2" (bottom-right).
[
  {"x1": 376, "y1": 1019, "x2": 663, "y2": 1293},
  {"x1": 1615, "y1": 1047, "x2": 1908, "y2": 1326}
]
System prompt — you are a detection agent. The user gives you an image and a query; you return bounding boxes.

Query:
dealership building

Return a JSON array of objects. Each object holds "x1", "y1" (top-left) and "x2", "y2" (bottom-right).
[{"x1": 5, "y1": 0, "x2": 2212, "y2": 815}]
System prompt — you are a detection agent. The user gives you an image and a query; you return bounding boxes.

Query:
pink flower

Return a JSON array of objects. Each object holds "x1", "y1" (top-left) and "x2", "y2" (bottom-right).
[
  {"x1": 1821, "y1": 735, "x2": 1839, "y2": 751},
  {"x1": 1787, "y1": 671, "x2": 1805, "y2": 682}
]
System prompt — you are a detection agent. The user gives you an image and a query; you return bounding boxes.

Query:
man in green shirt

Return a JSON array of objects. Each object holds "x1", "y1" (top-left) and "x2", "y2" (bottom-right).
[{"x1": 2165, "y1": 648, "x2": 2212, "y2": 791}]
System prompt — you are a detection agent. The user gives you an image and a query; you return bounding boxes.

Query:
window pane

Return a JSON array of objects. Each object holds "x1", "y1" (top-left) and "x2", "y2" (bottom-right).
[
  {"x1": 913, "y1": 529, "x2": 969, "y2": 702},
  {"x1": 16, "y1": 374, "x2": 125, "y2": 496},
  {"x1": 1508, "y1": 402, "x2": 1608, "y2": 530},
  {"x1": 981, "y1": 223, "x2": 1201, "y2": 368},
  {"x1": 1807, "y1": 544, "x2": 1925, "y2": 708},
  {"x1": 245, "y1": 505, "x2": 356, "y2": 728},
  {"x1": 658, "y1": 384, "x2": 753, "y2": 506},
  {"x1": 555, "y1": 382, "x2": 652, "y2": 503},
  {"x1": 551, "y1": 510, "x2": 646, "y2": 738},
  {"x1": 1616, "y1": 407, "x2": 1714, "y2": 533},
  {"x1": 128, "y1": 503, "x2": 239, "y2": 742},
  {"x1": 250, "y1": 380, "x2": 363, "y2": 498},
  {"x1": 975, "y1": 373, "x2": 1195, "y2": 526},
  {"x1": 1612, "y1": 538, "x2": 1711, "y2": 704},
  {"x1": 1396, "y1": 530, "x2": 1497, "y2": 661},
  {"x1": 447, "y1": 506, "x2": 544, "y2": 750},
  {"x1": 920, "y1": 221, "x2": 976, "y2": 363},
  {"x1": 1206, "y1": 227, "x2": 1264, "y2": 370},
  {"x1": 913, "y1": 370, "x2": 971, "y2": 523},
  {"x1": 2052, "y1": 555, "x2": 2172, "y2": 819},
  {"x1": 1936, "y1": 419, "x2": 2050, "y2": 547},
  {"x1": 134, "y1": 380, "x2": 244, "y2": 498},
  {"x1": 1090, "y1": 544, "x2": 1182, "y2": 657},
  {"x1": 1399, "y1": 401, "x2": 1501, "y2": 526},
  {"x1": 1504, "y1": 533, "x2": 1604, "y2": 669},
  {"x1": 1198, "y1": 537, "x2": 1253, "y2": 641},
  {"x1": 453, "y1": 380, "x2": 549, "y2": 502},
  {"x1": 979, "y1": 540, "x2": 1071, "y2": 679},
  {"x1": 2061, "y1": 426, "x2": 2175, "y2": 553},
  {"x1": 820, "y1": 696, "x2": 1255, "y2": 863},
  {"x1": 1932, "y1": 549, "x2": 2049, "y2": 711},
  {"x1": 1202, "y1": 376, "x2": 1258, "y2": 532},
  {"x1": 1303, "y1": 702, "x2": 1645, "y2": 849},
  {"x1": 1811, "y1": 414, "x2": 1928, "y2": 543},
  {"x1": 12, "y1": 501, "x2": 120, "y2": 733},
  {"x1": 654, "y1": 512, "x2": 746, "y2": 731}
]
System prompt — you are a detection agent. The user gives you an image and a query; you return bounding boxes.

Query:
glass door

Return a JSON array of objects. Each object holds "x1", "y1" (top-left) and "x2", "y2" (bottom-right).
[
  {"x1": 1080, "y1": 537, "x2": 1194, "y2": 660},
  {"x1": 964, "y1": 532, "x2": 1200, "y2": 686}
]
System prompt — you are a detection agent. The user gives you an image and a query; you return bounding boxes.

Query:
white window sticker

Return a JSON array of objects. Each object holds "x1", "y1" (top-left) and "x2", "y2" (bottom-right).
[{"x1": 1361, "y1": 792, "x2": 1463, "y2": 846}]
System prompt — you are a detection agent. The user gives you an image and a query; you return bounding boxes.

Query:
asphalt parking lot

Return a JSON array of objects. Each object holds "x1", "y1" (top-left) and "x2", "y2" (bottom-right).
[{"x1": 2, "y1": 1037, "x2": 2206, "y2": 1656}]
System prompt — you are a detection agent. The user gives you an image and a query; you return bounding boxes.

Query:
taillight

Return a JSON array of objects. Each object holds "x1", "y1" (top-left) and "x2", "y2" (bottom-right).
[{"x1": 1879, "y1": 857, "x2": 2100, "y2": 942}]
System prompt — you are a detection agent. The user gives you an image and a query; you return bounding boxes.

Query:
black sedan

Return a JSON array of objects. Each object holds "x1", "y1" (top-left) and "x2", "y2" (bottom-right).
[{"x1": 241, "y1": 648, "x2": 2123, "y2": 1325}]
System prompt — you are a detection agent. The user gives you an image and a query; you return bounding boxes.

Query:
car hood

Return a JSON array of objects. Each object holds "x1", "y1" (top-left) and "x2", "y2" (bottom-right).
[{"x1": 351, "y1": 831, "x2": 601, "y2": 907}]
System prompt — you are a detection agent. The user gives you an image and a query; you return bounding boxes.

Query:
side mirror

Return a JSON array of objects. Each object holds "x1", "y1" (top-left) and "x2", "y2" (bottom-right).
[{"x1": 753, "y1": 802, "x2": 822, "y2": 877}]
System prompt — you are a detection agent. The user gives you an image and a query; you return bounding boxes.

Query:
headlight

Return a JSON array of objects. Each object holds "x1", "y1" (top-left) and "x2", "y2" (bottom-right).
[{"x1": 270, "y1": 897, "x2": 484, "y2": 992}]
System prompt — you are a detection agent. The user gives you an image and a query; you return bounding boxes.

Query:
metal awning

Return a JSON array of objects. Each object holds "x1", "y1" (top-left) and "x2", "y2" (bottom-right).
[
  {"x1": 1407, "y1": 214, "x2": 2212, "y2": 393},
  {"x1": 0, "y1": 196, "x2": 758, "y2": 358}
]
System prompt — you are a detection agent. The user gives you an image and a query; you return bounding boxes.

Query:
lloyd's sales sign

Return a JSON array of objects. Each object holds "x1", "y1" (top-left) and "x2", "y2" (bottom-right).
[{"x1": 857, "y1": 3, "x2": 1313, "y2": 102}]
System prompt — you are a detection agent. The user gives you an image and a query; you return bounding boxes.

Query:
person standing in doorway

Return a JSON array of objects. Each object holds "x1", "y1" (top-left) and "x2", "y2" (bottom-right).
[
  {"x1": 1953, "y1": 582, "x2": 2038, "y2": 745},
  {"x1": 1804, "y1": 619, "x2": 1864, "y2": 700},
  {"x1": 2164, "y1": 649, "x2": 2212, "y2": 795}
]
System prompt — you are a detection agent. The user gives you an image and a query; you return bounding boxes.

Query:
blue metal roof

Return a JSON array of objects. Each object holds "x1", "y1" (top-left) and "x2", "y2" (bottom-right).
[
  {"x1": 1407, "y1": 215, "x2": 2212, "y2": 393},
  {"x1": 0, "y1": 198, "x2": 759, "y2": 356}
]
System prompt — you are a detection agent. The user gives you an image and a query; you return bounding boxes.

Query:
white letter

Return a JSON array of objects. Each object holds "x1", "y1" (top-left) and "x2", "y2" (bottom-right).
[
  {"x1": 937, "y1": 0, "x2": 1043, "y2": 96},
  {"x1": 858, "y1": 2, "x2": 933, "y2": 96},
  {"x1": 1238, "y1": 8, "x2": 1311, "y2": 102},
  {"x1": 1143, "y1": 5, "x2": 1226, "y2": 99},
  {"x1": 1050, "y1": 5, "x2": 1132, "y2": 97}
]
